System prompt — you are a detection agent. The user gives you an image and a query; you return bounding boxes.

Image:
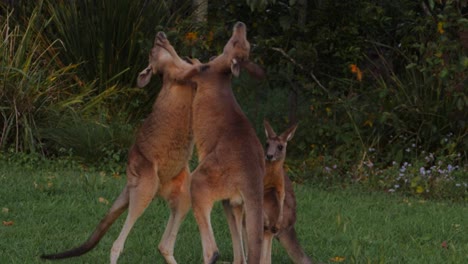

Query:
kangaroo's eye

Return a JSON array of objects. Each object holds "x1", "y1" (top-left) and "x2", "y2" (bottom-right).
[
  {"x1": 265, "y1": 143, "x2": 270, "y2": 148},
  {"x1": 277, "y1": 145, "x2": 283, "y2": 151}
]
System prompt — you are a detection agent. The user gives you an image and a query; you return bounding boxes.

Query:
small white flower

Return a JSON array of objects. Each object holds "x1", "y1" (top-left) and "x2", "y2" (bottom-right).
[
  {"x1": 419, "y1": 167, "x2": 426, "y2": 175},
  {"x1": 447, "y1": 165, "x2": 454, "y2": 172}
]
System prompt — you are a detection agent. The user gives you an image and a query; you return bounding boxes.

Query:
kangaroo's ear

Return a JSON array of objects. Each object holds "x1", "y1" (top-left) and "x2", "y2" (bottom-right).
[
  {"x1": 137, "y1": 65, "x2": 152, "y2": 87},
  {"x1": 242, "y1": 61, "x2": 265, "y2": 80},
  {"x1": 280, "y1": 123, "x2": 298, "y2": 142},
  {"x1": 231, "y1": 58, "x2": 241, "y2": 77},
  {"x1": 264, "y1": 120, "x2": 276, "y2": 138}
]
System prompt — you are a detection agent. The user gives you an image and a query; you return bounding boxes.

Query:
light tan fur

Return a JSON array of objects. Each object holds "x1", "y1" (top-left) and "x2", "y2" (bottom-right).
[
  {"x1": 188, "y1": 22, "x2": 266, "y2": 264},
  {"x1": 261, "y1": 121, "x2": 312, "y2": 264},
  {"x1": 41, "y1": 32, "x2": 204, "y2": 264}
]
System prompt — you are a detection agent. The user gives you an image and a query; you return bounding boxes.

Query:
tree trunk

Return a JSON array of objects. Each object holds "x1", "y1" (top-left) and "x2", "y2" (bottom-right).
[
  {"x1": 297, "y1": 0, "x2": 307, "y2": 29},
  {"x1": 288, "y1": 0, "x2": 307, "y2": 125}
]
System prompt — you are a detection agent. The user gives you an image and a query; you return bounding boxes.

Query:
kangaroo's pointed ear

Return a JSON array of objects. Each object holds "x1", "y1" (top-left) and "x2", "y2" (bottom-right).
[
  {"x1": 137, "y1": 65, "x2": 152, "y2": 87},
  {"x1": 231, "y1": 58, "x2": 241, "y2": 77},
  {"x1": 280, "y1": 123, "x2": 298, "y2": 142},
  {"x1": 242, "y1": 61, "x2": 265, "y2": 80},
  {"x1": 264, "y1": 120, "x2": 277, "y2": 138}
]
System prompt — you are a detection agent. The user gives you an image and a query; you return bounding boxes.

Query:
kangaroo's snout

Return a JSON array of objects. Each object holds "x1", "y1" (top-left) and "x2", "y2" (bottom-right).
[
  {"x1": 232, "y1": 21, "x2": 247, "y2": 38},
  {"x1": 234, "y1": 21, "x2": 246, "y2": 29},
  {"x1": 266, "y1": 154, "x2": 274, "y2": 161},
  {"x1": 156, "y1": 31, "x2": 167, "y2": 40}
]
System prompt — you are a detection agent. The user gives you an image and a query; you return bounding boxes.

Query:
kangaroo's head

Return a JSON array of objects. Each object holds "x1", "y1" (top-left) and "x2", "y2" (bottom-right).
[
  {"x1": 137, "y1": 32, "x2": 204, "y2": 87},
  {"x1": 209, "y1": 22, "x2": 264, "y2": 79},
  {"x1": 264, "y1": 120, "x2": 298, "y2": 162}
]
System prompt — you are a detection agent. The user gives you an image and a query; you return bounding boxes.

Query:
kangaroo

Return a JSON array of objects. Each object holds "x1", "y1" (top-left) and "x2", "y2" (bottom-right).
[
  {"x1": 188, "y1": 22, "x2": 266, "y2": 264},
  {"x1": 261, "y1": 121, "x2": 312, "y2": 264},
  {"x1": 41, "y1": 32, "x2": 205, "y2": 264},
  {"x1": 263, "y1": 120, "x2": 297, "y2": 231}
]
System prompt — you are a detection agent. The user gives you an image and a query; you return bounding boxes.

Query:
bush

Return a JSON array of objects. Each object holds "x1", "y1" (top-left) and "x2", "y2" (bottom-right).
[{"x1": 0, "y1": 4, "x2": 81, "y2": 153}]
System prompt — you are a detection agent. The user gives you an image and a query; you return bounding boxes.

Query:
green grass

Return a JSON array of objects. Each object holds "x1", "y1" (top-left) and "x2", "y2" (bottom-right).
[{"x1": 0, "y1": 159, "x2": 467, "y2": 264}]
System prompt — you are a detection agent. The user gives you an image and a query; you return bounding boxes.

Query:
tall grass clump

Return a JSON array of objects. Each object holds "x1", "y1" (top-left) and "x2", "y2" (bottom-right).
[
  {"x1": 43, "y1": 0, "x2": 191, "y2": 117},
  {"x1": 0, "y1": 4, "x2": 83, "y2": 154},
  {"x1": 1, "y1": 1, "x2": 194, "y2": 163}
]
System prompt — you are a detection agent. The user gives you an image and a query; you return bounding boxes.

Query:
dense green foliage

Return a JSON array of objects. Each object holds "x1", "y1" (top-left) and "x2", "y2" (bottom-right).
[{"x1": 0, "y1": 0, "x2": 466, "y2": 198}]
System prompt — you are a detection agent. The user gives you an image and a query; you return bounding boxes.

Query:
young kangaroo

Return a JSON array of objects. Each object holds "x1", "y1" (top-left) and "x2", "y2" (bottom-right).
[
  {"x1": 188, "y1": 22, "x2": 266, "y2": 264},
  {"x1": 263, "y1": 120, "x2": 297, "y2": 231},
  {"x1": 261, "y1": 121, "x2": 312, "y2": 264},
  {"x1": 41, "y1": 32, "x2": 204, "y2": 264}
]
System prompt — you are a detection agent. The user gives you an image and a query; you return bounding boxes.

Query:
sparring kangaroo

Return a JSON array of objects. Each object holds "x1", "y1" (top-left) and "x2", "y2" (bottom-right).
[
  {"x1": 188, "y1": 22, "x2": 266, "y2": 264},
  {"x1": 261, "y1": 121, "x2": 312, "y2": 264},
  {"x1": 41, "y1": 32, "x2": 205, "y2": 264}
]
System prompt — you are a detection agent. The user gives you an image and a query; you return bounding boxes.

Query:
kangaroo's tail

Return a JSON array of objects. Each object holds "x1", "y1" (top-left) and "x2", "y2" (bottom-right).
[{"x1": 41, "y1": 187, "x2": 129, "y2": 260}]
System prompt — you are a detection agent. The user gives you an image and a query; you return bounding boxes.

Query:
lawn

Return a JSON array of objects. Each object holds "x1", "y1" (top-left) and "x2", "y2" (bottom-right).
[{"x1": 0, "y1": 159, "x2": 467, "y2": 263}]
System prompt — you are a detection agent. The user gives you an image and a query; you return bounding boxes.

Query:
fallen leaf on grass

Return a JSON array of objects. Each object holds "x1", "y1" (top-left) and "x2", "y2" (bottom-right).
[
  {"x1": 415, "y1": 185, "x2": 424, "y2": 194},
  {"x1": 2, "y1": 221, "x2": 14, "y2": 226},
  {"x1": 330, "y1": 256, "x2": 345, "y2": 262},
  {"x1": 441, "y1": 240, "x2": 448, "y2": 249},
  {"x1": 98, "y1": 197, "x2": 109, "y2": 205}
]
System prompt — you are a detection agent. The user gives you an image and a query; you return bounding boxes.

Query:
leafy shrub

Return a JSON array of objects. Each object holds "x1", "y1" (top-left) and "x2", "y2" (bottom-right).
[{"x1": 0, "y1": 4, "x2": 82, "y2": 153}]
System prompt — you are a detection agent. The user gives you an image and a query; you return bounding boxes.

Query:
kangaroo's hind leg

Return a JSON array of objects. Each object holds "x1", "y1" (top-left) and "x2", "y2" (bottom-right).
[
  {"x1": 223, "y1": 200, "x2": 246, "y2": 264},
  {"x1": 110, "y1": 153, "x2": 159, "y2": 264},
  {"x1": 191, "y1": 157, "x2": 220, "y2": 264},
  {"x1": 158, "y1": 167, "x2": 192, "y2": 264},
  {"x1": 242, "y1": 182, "x2": 264, "y2": 264}
]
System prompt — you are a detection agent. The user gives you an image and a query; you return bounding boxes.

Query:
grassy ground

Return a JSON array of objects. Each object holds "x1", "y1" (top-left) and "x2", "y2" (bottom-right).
[{"x1": 0, "y1": 160, "x2": 467, "y2": 264}]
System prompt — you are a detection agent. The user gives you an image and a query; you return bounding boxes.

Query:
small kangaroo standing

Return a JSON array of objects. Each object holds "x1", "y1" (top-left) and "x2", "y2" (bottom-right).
[
  {"x1": 41, "y1": 32, "x2": 204, "y2": 264},
  {"x1": 262, "y1": 120, "x2": 312, "y2": 264}
]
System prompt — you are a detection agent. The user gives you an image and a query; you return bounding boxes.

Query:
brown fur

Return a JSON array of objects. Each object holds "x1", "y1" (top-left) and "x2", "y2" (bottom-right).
[
  {"x1": 263, "y1": 176, "x2": 312, "y2": 264},
  {"x1": 188, "y1": 22, "x2": 266, "y2": 264},
  {"x1": 261, "y1": 121, "x2": 312, "y2": 264},
  {"x1": 41, "y1": 32, "x2": 204, "y2": 264},
  {"x1": 263, "y1": 120, "x2": 298, "y2": 231}
]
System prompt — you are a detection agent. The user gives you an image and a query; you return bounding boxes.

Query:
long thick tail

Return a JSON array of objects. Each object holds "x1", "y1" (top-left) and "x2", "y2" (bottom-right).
[
  {"x1": 41, "y1": 187, "x2": 129, "y2": 260},
  {"x1": 277, "y1": 227, "x2": 312, "y2": 264}
]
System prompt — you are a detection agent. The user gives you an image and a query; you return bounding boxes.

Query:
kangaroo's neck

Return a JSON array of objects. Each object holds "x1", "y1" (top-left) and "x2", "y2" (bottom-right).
[{"x1": 266, "y1": 159, "x2": 285, "y2": 173}]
